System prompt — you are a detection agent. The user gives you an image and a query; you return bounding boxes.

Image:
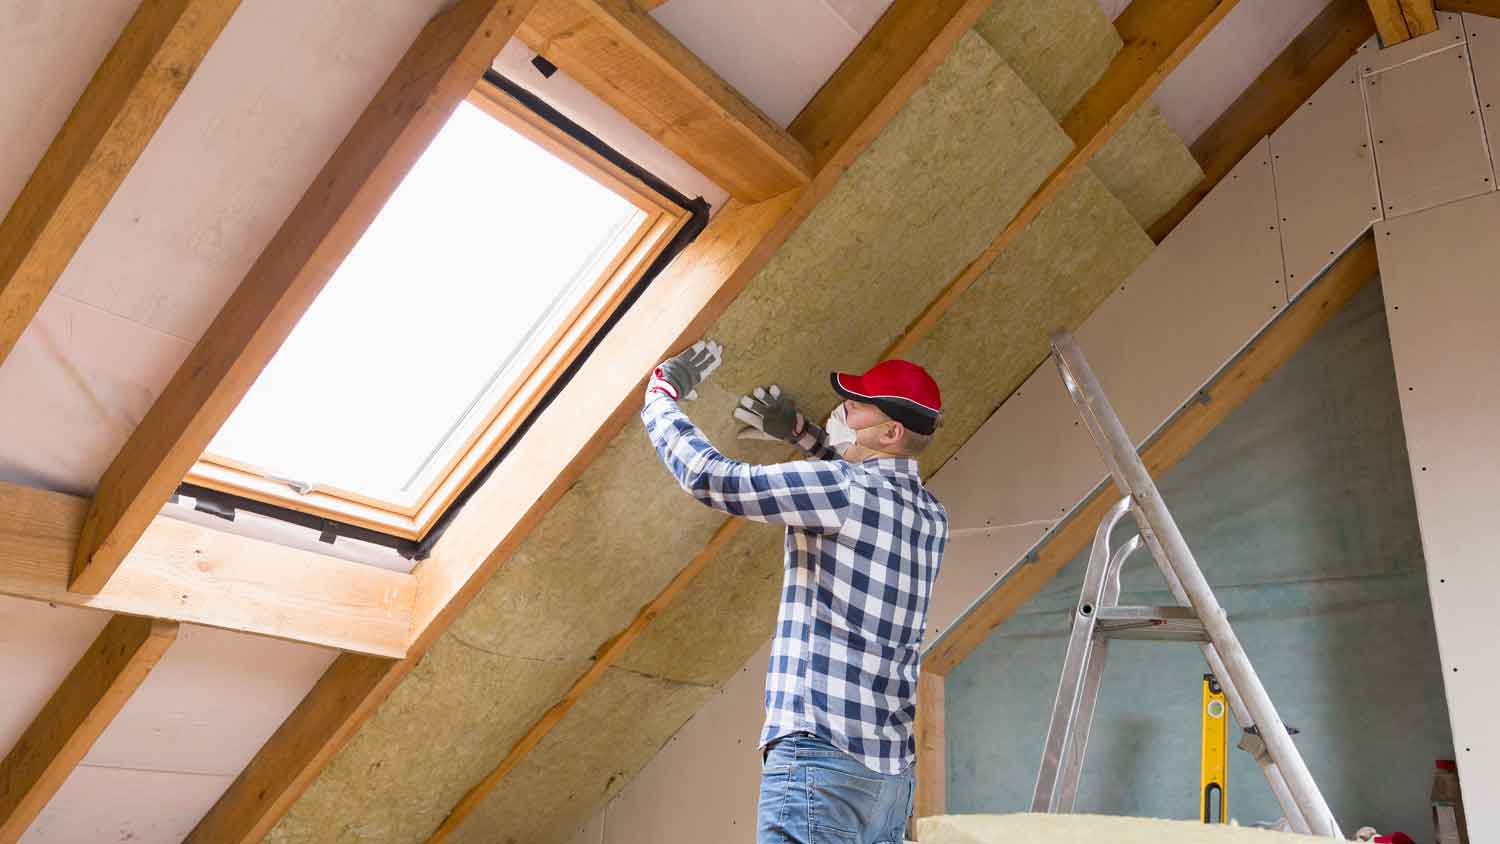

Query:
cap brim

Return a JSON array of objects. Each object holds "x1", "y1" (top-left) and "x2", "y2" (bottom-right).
[{"x1": 829, "y1": 371, "x2": 940, "y2": 435}]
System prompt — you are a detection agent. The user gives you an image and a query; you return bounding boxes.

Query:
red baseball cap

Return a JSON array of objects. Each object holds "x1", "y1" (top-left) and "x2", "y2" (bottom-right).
[{"x1": 830, "y1": 359, "x2": 942, "y2": 435}]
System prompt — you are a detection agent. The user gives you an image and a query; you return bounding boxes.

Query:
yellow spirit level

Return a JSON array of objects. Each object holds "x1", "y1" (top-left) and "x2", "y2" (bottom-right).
[{"x1": 1201, "y1": 673, "x2": 1228, "y2": 823}]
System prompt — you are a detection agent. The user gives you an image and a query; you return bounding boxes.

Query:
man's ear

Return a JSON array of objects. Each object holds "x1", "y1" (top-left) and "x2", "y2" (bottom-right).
[{"x1": 879, "y1": 421, "x2": 905, "y2": 449}]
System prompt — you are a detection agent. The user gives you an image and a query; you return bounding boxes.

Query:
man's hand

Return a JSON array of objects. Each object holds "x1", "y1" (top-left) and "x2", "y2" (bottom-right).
[
  {"x1": 734, "y1": 385, "x2": 803, "y2": 442},
  {"x1": 647, "y1": 339, "x2": 723, "y2": 401}
]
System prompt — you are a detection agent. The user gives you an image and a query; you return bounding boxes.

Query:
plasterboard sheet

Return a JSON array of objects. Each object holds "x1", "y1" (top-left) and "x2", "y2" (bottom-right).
[
  {"x1": 924, "y1": 522, "x2": 1050, "y2": 647},
  {"x1": 1465, "y1": 12, "x2": 1500, "y2": 177},
  {"x1": 606, "y1": 641, "x2": 770, "y2": 844},
  {"x1": 564, "y1": 810, "x2": 606, "y2": 844},
  {"x1": 492, "y1": 41, "x2": 728, "y2": 211},
  {"x1": 0, "y1": 595, "x2": 110, "y2": 754},
  {"x1": 0, "y1": 295, "x2": 192, "y2": 495},
  {"x1": 651, "y1": 0, "x2": 864, "y2": 127},
  {"x1": 1376, "y1": 190, "x2": 1500, "y2": 843},
  {"x1": 1270, "y1": 53, "x2": 1381, "y2": 298},
  {"x1": 83, "y1": 623, "x2": 337, "y2": 776},
  {"x1": 1365, "y1": 41, "x2": 1494, "y2": 218},
  {"x1": 924, "y1": 360, "x2": 1105, "y2": 533},
  {"x1": 0, "y1": 0, "x2": 139, "y2": 213},
  {"x1": 21, "y1": 763, "x2": 235, "y2": 844},
  {"x1": 1074, "y1": 137, "x2": 1286, "y2": 444},
  {"x1": 49, "y1": 0, "x2": 448, "y2": 342},
  {"x1": 1363, "y1": 11, "x2": 1465, "y2": 74}
]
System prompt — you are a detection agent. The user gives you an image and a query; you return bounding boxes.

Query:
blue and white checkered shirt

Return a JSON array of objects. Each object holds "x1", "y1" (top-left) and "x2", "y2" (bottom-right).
[{"x1": 643, "y1": 393, "x2": 947, "y2": 774}]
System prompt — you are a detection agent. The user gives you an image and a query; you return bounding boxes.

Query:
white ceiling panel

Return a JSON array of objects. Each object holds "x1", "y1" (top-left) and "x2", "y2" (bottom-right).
[
  {"x1": 822, "y1": 0, "x2": 895, "y2": 37},
  {"x1": 0, "y1": 0, "x2": 139, "y2": 214},
  {"x1": 21, "y1": 764, "x2": 234, "y2": 844},
  {"x1": 652, "y1": 0, "x2": 867, "y2": 126},
  {"x1": 84, "y1": 623, "x2": 337, "y2": 776},
  {"x1": 0, "y1": 295, "x2": 191, "y2": 495},
  {"x1": 0, "y1": 596, "x2": 110, "y2": 756}
]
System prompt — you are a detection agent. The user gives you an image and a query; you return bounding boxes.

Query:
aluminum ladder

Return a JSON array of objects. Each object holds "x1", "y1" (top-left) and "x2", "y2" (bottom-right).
[{"x1": 1029, "y1": 330, "x2": 1341, "y2": 838}]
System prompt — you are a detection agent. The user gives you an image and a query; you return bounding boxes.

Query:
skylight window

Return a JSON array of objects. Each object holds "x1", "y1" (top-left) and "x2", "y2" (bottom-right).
[{"x1": 189, "y1": 83, "x2": 691, "y2": 538}]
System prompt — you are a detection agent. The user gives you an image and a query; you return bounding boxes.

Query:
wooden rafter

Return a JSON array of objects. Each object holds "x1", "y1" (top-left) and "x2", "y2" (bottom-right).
[
  {"x1": 925, "y1": 235, "x2": 1380, "y2": 675},
  {"x1": 913, "y1": 671, "x2": 947, "y2": 824},
  {"x1": 191, "y1": 2, "x2": 998, "y2": 842},
  {"x1": 0, "y1": 616, "x2": 178, "y2": 842},
  {"x1": 1367, "y1": 0, "x2": 1439, "y2": 44},
  {"x1": 517, "y1": 0, "x2": 814, "y2": 201},
  {"x1": 0, "y1": 0, "x2": 240, "y2": 367},
  {"x1": 0, "y1": 481, "x2": 415, "y2": 657},
  {"x1": 1436, "y1": 0, "x2": 1500, "y2": 16},
  {"x1": 70, "y1": 0, "x2": 541, "y2": 595},
  {"x1": 1150, "y1": 0, "x2": 1377, "y2": 242}
]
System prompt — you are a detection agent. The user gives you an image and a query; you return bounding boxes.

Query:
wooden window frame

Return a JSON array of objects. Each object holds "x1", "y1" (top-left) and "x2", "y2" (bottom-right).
[{"x1": 183, "y1": 79, "x2": 691, "y2": 540}]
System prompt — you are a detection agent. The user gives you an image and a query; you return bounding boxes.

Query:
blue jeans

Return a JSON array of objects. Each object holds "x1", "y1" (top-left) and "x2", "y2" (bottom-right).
[{"x1": 757, "y1": 733, "x2": 914, "y2": 844}]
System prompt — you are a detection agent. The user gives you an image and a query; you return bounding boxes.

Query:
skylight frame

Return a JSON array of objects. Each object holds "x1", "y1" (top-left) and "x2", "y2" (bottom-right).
[{"x1": 184, "y1": 80, "x2": 692, "y2": 540}]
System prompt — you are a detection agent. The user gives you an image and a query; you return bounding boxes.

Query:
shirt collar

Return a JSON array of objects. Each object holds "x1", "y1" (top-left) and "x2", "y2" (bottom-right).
[{"x1": 858, "y1": 456, "x2": 921, "y2": 477}]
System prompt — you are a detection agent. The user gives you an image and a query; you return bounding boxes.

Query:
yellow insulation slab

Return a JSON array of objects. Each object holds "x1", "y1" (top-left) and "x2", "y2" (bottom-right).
[
  {"x1": 972, "y1": 0, "x2": 1120, "y2": 118},
  {"x1": 1090, "y1": 103, "x2": 1205, "y2": 229},
  {"x1": 920, "y1": 814, "x2": 1327, "y2": 844}
]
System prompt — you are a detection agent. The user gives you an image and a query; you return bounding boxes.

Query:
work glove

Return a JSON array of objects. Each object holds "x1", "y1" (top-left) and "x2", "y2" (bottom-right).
[
  {"x1": 734, "y1": 384, "x2": 830, "y2": 456},
  {"x1": 647, "y1": 339, "x2": 723, "y2": 401}
]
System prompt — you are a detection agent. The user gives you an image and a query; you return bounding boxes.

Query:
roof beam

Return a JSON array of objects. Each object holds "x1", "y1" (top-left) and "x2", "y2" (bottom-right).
[
  {"x1": 925, "y1": 235, "x2": 1380, "y2": 674},
  {"x1": 1150, "y1": 0, "x2": 1376, "y2": 242},
  {"x1": 0, "y1": 481, "x2": 414, "y2": 657},
  {"x1": 1367, "y1": 0, "x2": 1439, "y2": 44},
  {"x1": 516, "y1": 0, "x2": 814, "y2": 201},
  {"x1": 0, "y1": 0, "x2": 240, "y2": 367},
  {"x1": 70, "y1": 0, "x2": 539, "y2": 595},
  {"x1": 189, "y1": 3, "x2": 997, "y2": 841},
  {"x1": 1436, "y1": 1, "x2": 1500, "y2": 16},
  {"x1": 886, "y1": 0, "x2": 1241, "y2": 358},
  {"x1": 0, "y1": 615, "x2": 178, "y2": 842}
]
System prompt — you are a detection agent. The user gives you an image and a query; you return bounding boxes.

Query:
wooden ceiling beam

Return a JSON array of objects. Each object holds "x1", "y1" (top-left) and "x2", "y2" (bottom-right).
[
  {"x1": 0, "y1": 615, "x2": 178, "y2": 842},
  {"x1": 1436, "y1": 0, "x2": 1500, "y2": 16},
  {"x1": 885, "y1": 0, "x2": 1241, "y2": 359},
  {"x1": 1367, "y1": 0, "x2": 1439, "y2": 44},
  {"x1": 0, "y1": 0, "x2": 240, "y2": 367},
  {"x1": 517, "y1": 0, "x2": 814, "y2": 201},
  {"x1": 190, "y1": 3, "x2": 997, "y2": 842},
  {"x1": 1150, "y1": 0, "x2": 1377, "y2": 242},
  {"x1": 70, "y1": 0, "x2": 539, "y2": 595},
  {"x1": 926, "y1": 235, "x2": 1380, "y2": 674},
  {"x1": 0, "y1": 480, "x2": 414, "y2": 657}
]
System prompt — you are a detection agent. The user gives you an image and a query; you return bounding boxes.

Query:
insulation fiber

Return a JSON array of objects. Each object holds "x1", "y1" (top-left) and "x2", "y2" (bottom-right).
[
  {"x1": 265, "y1": 637, "x2": 586, "y2": 844},
  {"x1": 972, "y1": 0, "x2": 1121, "y2": 118},
  {"x1": 449, "y1": 668, "x2": 715, "y2": 844},
  {"x1": 919, "y1": 813, "x2": 1327, "y2": 843},
  {"x1": 1089, "y1": 103, "x2": 1205, "y2": 229}
]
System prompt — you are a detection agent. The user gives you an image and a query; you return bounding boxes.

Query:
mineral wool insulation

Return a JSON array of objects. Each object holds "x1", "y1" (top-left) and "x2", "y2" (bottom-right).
[{"x1": 267, "y1": 8, "x2": 1202, "y2": 844}]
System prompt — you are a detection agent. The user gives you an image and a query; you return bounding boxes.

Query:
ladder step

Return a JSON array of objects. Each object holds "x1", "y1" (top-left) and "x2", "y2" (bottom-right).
[{"x1": 1094, "y1": 605, "x2": 1208, "y2": 642}]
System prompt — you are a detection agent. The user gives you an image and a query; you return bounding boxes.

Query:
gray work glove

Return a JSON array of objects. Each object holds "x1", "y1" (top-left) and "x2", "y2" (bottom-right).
[
  {"x1": 734, "y1": 384, "x2": 830, "y2": 456},
  {"x1": 647, "y1": 339, "x2": 723, "y2": 401}
]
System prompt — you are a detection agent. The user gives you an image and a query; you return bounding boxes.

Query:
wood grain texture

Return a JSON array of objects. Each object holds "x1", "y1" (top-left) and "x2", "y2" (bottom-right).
[
  {"x1": 0, "y1": 481, "x2": 415, "y2": 657},
  {"x1": 1149, "y1": 0, "x2": 1377, "y2": 242},
  {"x1": 1368, "y1": 0, "x2": 1438, "y2": 43},
  {"x1": 0, "y1": 0, "x2": 240, "y2": 367},
  {"x1": 925, "y1": 235, "x2": 1380, "y2": 674},
  {"x1": 885, "y1": 0, "x2": 1239, "y2": 358},
  {"x1": 518, "y1": 0, "x2": 813, "y2": 201},
  {"x1": 72, "y1": 0, "x2": 539, "y2": 595},
  {"x1": 1435, "y1": 0, "x2": 1500, "y2": 16},
  {"x1": 914, "y1": 671, "x2": 947, "y2": 822},
  {"x1": 0, "y1": 615, "x2": 178, "y2": 843}
]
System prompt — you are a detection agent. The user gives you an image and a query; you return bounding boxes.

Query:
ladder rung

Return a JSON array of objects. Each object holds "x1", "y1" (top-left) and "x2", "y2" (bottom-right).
[{"x1": 1094, "y1": 605, "x2": 1208, "y2": 642}]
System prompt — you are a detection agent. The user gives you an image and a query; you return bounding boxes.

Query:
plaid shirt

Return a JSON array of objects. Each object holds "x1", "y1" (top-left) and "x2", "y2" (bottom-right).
[{"x1": 643, "y1": 393, "x2": 947, "y2": 774}]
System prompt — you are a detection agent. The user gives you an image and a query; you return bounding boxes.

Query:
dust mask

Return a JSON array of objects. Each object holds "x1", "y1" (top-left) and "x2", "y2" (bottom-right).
[{"x1": 825, "y1": 404, "x2": 857, "y2": 454}]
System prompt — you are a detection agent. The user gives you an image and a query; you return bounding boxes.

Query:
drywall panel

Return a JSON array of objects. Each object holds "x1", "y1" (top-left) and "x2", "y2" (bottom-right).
[
  {"x1": 1075, "y1": 137, "x2": 1286, "y2": 444},
  {"x1": 1377, "y1": 190, "x2": 1500, "y2": 843},
  {"x1": 1364, "y1": 39, "x2": 1494, "y2": 218},
  {"x1": 82, "y1": 624, "x2": 337, "y2": 776},
  {"x1": 1364, "y1": 10, "x2": 1464, "y2": 74},
  {"x1": 924, "y1": 523, "x2": 1051, "y2": 647},
  {"x1": 563, "y1": 810, "x2": 606, "y2": 844},
  {"x1": 1466, "y1": 12, "x2": 1500, "y2": 177},
  {"x1": 0, "y1": 0, "x2": 139, "y2": 213},
  {"x1": 21, "y1": 763, "x2": 234, "y2": 844},
  {"x1": 924, "y1": 361, "x2": 1105, "y2": 533},
  {"x1": 607, "y1": 642, "x2": 771, "y2": 844},
  {"x1": 652, "y1": 0, "x2": 864, "y2": 126},
  {"x1": 0, "y1": 595, "x2": 110, "y2": 753},
  {"x1": 0, "y1": 295, "x2": 192, "y2": 495},
  {"x1": 1270, "y1": 53, "x2": 1381, "y2": 298}
]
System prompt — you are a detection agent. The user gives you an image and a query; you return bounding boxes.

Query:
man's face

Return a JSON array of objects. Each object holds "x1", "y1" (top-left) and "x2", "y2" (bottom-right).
[
  {"x1": 838, "y1": 399, "x2": 899, "y2": 460},
  {"x1": 843, "y1": 399, "x2": 889, "y2": 430}
]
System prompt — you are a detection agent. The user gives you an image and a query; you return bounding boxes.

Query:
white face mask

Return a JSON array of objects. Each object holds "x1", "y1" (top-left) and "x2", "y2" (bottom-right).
[{"x1": 825, "y1": 404, "x2": 857, "y2": 454}]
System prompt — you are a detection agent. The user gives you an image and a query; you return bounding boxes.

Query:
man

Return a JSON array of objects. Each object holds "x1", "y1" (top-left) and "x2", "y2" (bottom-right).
[{"x1": 642, "y1": 340, "x2": 949, "y2": 844}]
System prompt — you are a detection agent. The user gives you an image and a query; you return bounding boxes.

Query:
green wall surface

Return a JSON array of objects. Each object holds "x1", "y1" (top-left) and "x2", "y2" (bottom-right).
[{"x1": 944, "y1": 282, "x2": 1453, "y2": 837}]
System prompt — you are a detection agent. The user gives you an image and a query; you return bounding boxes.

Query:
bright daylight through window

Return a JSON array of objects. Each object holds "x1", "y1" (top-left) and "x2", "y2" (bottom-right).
[{"x1": 191, "y1": 85, "x2": 688, "y2": 538}]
